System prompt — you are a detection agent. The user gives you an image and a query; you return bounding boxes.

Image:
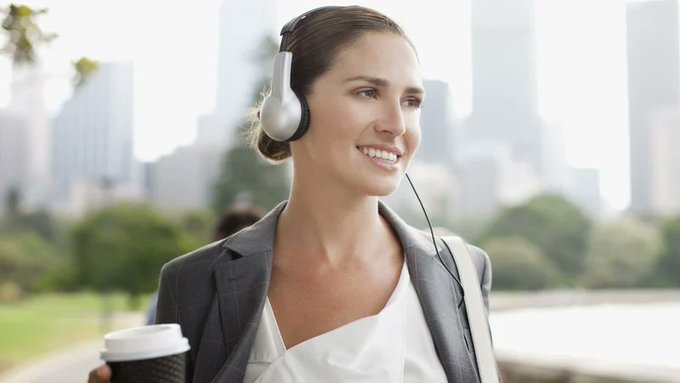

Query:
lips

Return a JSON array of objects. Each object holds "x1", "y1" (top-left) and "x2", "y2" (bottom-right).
[
  {"x1": 358, "y1": 146, "x2": 398, "y2": 162},
  {"x1": 356, "y1": 145, "x2": 404, "y2": 157}
]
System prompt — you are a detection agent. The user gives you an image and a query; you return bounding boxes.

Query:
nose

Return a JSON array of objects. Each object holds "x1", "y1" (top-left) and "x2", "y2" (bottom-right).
[{"x1": 374, "y1": 99, "x2": 406, "y2": 136}]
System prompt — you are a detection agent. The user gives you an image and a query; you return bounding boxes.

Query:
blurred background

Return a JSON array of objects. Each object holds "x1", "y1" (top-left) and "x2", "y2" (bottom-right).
[{"x1": 0, "y1": 0, "x2": 678, "y2": 382}]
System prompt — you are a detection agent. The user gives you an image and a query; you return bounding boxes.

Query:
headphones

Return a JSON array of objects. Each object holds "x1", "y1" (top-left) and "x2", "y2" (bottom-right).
[{"x1": 259, "y1": 6, "x2": 336, "y2": 142}]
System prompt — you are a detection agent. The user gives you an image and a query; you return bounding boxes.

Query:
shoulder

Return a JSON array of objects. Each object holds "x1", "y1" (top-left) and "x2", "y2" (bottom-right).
[
  {"x1": 157, "y1": 239, "x2": 230, "y2": 324},
  {"x1": 160, "y1": 239, "x2": 227, "y2": 284}
]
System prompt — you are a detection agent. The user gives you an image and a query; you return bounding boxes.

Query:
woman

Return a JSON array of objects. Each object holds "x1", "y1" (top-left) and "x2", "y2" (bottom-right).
[{"x1": 89, "y1": 5, "x2": 492, "y2": 383}]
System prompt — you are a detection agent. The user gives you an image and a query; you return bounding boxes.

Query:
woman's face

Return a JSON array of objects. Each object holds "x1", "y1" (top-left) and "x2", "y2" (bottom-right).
[{"x1": 293, "y1": 31, "x2": 424, "y2": 197}]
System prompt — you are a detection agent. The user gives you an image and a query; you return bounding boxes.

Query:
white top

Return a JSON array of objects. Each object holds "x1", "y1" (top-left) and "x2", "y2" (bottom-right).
[{"x1": 243, "y1": 261, "x2": 447, "y2": 383}]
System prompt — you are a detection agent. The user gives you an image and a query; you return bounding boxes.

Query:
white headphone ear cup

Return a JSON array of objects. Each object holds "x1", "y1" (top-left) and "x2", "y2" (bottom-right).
[
  {"x1": 260, "y1": 52, "x2": 303, "y2": 142},
  {"x1": 260, "y1": 90, "x2": 302, "y2": 142}
]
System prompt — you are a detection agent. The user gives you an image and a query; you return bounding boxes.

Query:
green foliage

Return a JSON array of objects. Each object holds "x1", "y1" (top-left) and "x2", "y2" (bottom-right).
[
  {"x1": 4, "y1": 186, "x2": 20, "y2": 216},
  {"x1": 0, "y1": 233, "x2": 55, "y2": 293},
  {"x1": 482, "y1": 193, "x2": 592, "y2": 282},
  {"x1": 0, "y1": 201, "x2": 73, "y2": 293},
  {"x1": 0, "y1": 4, "x2": 57, "y2": 64},
  {"x1": 178, "y1": 209, "x2": 216, "y2": 247},
  {"x1": 656, "y1": 215, "x2": 680, "y2": 287},
  {"x1": 581, "y1": 218, "x2": 663, "y2": 288},
  {"x1": 73, "y1": 56, "x2": 100, "y2": 88},
  {"x1": 213, "y1": 144, "x2": 290, "y2": 212},
  {"x1": 0, "y1": 208, "x2": 57, "y2": 241},
  {"x1": 71, "y1": 203, "x2": 195, "y2": 301},
  {"x1": 482, "y1": 236, "x2": 557, "y2": 290}
]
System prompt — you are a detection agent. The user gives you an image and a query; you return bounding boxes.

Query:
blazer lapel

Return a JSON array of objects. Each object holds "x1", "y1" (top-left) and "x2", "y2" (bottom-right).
[
  {"x1": 379, "y1": 202, "x2": 480, "y2": 382},
  {"x1": 209, "y1": 202, "x2": 285, "y2": 383}
]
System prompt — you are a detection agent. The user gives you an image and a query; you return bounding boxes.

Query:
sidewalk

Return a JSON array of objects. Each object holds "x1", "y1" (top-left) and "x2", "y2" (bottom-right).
[
  {"x1": 1, "y1": 340, "x2": 104, "y2": 383},
  {"x1": 0, "y1": 313, "x2": 144, "y2": 383}
]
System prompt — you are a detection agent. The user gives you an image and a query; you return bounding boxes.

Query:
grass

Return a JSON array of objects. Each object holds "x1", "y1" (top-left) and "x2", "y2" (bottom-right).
[{"x1": 0, "y1": 292, "x2": 147, "y2": 372}]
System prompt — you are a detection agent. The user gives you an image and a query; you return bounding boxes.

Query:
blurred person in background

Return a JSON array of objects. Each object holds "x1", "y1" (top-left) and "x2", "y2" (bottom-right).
[
  {"x1": 90, "y1": 5, "x2": 493, "y2": 383},
  {"x1": 145, "y1": 205, "x2": 266, "y2": 325}
]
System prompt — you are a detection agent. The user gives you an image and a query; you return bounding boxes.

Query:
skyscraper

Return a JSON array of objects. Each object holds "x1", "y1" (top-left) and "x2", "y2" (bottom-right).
[
  {"x1": 627, "y1": 0, "x2": 680, "y2": 214},
  {"x1": 196, "y1": 0, "x2": 277, "y2": 148},
  {"x1": 417, "y1": 80, "x2": 456, "y2": 166},
  {"x1": 148, "y1": 143, "x2": 223, "y2": 211},
  {"x1": 455, "y1": 0, "x2": 545, "y2": 216},
  {"x1": 1, "y1": 62, "x2": 51, "y2": 210},
  {"x1": 648, "y1": 108, "x2": 680, "y2": 215},
  {"x1": 51, "y1": 62, "x2": 136, "y2": 214},
  {"x1": 464, "y1": 0, "x2": 543, "y2": 172}
]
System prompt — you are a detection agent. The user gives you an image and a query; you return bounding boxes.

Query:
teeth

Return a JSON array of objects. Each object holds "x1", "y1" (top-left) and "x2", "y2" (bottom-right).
[{"x1": 359, "y1": 147, "x2": 398, "y2": 162}]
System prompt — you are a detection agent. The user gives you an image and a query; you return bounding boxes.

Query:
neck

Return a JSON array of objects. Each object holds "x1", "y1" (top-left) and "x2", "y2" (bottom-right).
[{"x1": 276, "y1": 170, "x2": 396, "y2": 267}]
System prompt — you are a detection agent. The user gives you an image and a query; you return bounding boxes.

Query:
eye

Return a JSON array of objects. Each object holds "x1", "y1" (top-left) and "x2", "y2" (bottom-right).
[
  {"x1": 403, "y1": 97, "x2": 423, "y2": 109},
  {"x1": 356, "y1": 88, "x2": 378, "y2": 99}
]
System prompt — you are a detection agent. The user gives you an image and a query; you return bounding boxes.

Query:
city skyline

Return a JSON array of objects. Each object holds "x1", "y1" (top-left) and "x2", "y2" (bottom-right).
[{"x1": 1, "y1": 0, "x2": 633, "y2": 210}]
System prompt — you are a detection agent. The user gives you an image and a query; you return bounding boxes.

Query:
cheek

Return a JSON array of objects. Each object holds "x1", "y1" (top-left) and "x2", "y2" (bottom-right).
[{"x1": 407, "y1": 120, "x2": 422, "y2": 152}]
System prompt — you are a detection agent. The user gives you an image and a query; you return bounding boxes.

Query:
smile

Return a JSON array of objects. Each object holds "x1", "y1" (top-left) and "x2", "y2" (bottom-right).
[
  {"x1": 357, "y1": 146, "x2": 399, "y2": 162},
  {"x1": 356, "y1": 146, "x2": 401, "y2": 172}
]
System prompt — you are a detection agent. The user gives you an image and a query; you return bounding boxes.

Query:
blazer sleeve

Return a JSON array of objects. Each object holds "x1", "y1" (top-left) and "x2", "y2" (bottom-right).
[
  {"x1": 154, "y1": 262, "x2": 195, "y2": 383},
  {"x1": 155, "y1": 262, "x2": 181, "y2": 325}
]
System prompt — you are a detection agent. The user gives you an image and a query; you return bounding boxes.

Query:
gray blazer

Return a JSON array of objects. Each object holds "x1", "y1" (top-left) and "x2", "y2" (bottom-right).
[{"x1": 156, "y1": 201, "x2": 492, "y2": 383}]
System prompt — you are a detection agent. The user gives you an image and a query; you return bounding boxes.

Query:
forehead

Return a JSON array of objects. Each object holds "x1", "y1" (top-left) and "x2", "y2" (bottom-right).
[{"x1": 321, "y1": 32, "x2": 423, "y2": 90}]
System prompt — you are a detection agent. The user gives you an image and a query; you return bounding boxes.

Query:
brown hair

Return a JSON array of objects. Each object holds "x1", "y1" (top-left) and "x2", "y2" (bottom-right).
[
  {"x1": 247, "y1": 6, "x2": 413, "y2": 163},
  {"x1": 213, "y1": 204, "x2": 266, "y2": 241}
]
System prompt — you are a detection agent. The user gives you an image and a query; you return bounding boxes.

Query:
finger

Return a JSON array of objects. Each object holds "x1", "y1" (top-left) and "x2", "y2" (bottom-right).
[
  {"x1": 88, "y1": 364, "x2": 111, "y2": 382},
  {"x1": 97, "y1": 364, "x2": 112, "y2": 380}
]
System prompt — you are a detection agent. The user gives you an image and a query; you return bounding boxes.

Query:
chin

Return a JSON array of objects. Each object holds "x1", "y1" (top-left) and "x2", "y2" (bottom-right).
[{"x1": 361, "y1": 177, "x2": 401, "y2": 197}]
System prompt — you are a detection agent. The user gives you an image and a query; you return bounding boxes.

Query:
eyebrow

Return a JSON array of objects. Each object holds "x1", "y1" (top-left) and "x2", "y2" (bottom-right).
[{"x1": 344, "y1": 75, "x2": 425, "y2": 95}]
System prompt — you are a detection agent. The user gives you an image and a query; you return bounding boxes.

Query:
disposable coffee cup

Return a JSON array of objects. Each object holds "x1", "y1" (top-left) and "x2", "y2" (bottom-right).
[{"x1": 100, "y1": 323, "x2": 190, "y2": 383}]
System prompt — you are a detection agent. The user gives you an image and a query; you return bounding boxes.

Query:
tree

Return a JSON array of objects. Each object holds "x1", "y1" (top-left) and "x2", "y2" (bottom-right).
[
  {"x1": 73, "y1": 56, "x2": 100, "y2": 87},
  {"x1": 1, "y1": 4, "x2": 56, "y2": 65},
  {"x1": 4, "y1": 186, "x2": 20, "y2": 217},
  {"x1": 581, "y1": 218, "x2": 662, "y2": 288},
  {"x1": 482, "y1": 236, "x2": 557, "y2": 290},
  {"x1": 0, "y1": 233, "x2": 54, "y2": 294},
  {"x1": 0, "y1": 208, "x2": 57, "y2": 241},
  {"x1": 212, "y1": 35, "x2": 290, "y2": 212},
  {"x1": 213, "y1": 144, "x2": 290, "y2": 212},
  {"x1": 656, "y1": 215, "x2": 680, "y2": 287},
  {"x1": 178, "y1": 209, "x2": 216, "y2": 247},
  {"x1": 481, "y1": 193, "x2": 592, "y2": 283},
  {"x1": 2, "y1": 5, "x2": 94, "y2": 93},
  {"x1": 72, "y1": 203, "x2": 195, "y2": 305}
]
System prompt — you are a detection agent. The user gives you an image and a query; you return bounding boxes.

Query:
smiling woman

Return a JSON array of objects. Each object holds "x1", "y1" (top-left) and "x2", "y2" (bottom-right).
[{"x1": 88, "y1": 5, "x2": 495, "y2": 383}]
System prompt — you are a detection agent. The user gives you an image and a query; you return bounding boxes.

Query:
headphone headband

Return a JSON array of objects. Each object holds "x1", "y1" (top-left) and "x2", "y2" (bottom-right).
[{"x1": 278, "y1": 6, "x2": 337, "y2": 52}]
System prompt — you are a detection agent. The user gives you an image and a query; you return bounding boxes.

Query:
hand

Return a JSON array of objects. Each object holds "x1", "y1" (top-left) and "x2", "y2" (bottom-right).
[{"x1": 87, "y1": 364, "x2": 111, "y2": 383}]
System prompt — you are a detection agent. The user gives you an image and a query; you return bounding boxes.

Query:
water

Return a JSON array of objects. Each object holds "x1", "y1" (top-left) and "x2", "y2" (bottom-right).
[{"x1": 489, "y1": 302, "x2": 680, "y2": 373}]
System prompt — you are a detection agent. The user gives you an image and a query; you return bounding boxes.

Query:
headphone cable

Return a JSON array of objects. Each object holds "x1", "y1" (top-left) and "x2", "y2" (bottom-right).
[{"x1": 405, "y1": 172, "x2": 465, "y2": 309}]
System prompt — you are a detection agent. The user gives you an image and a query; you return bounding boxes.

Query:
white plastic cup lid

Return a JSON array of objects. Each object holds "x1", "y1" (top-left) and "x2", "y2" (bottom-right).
[{"x1": 100, "y1": 324, "x2": 190, "y2": 362}]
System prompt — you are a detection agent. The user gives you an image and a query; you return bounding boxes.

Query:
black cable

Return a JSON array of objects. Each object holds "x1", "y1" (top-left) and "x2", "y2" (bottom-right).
[{"x1": 404, "y1": 173, "x2": 465, "y2": 308}]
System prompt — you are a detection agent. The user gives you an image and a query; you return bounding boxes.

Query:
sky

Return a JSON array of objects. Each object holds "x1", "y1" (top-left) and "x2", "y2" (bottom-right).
[{"x1": 0, "y1": 0, "x2": 631, "y2": 210}]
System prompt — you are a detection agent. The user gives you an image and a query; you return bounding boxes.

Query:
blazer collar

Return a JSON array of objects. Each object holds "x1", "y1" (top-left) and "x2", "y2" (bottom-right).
[
  {"x1": 210, "y1": 200, "x2": 478, "y2": 382},
  {"x1": 219, "y1": 200, "x2": 433, "y2": 256}
]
